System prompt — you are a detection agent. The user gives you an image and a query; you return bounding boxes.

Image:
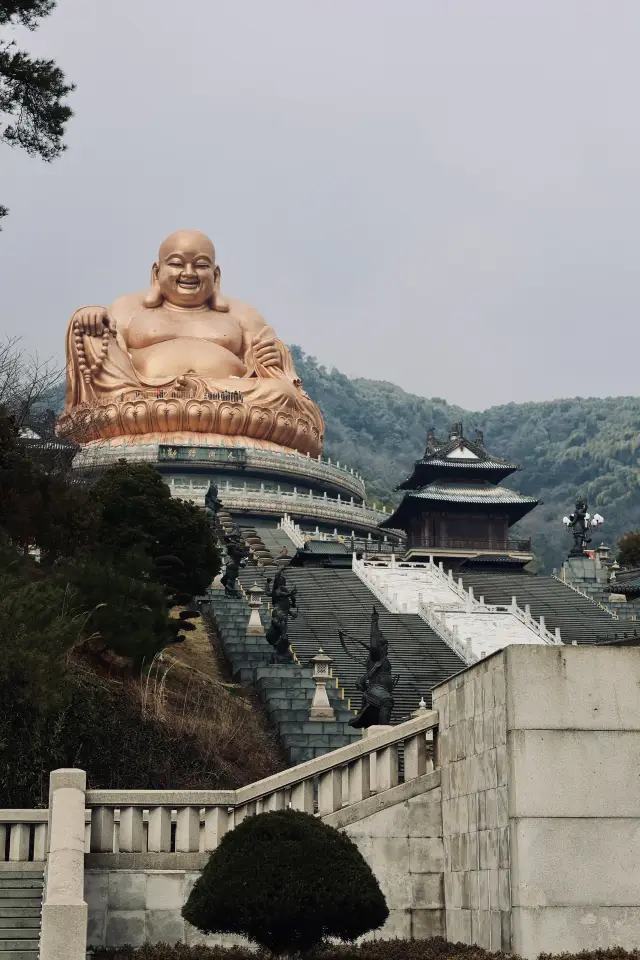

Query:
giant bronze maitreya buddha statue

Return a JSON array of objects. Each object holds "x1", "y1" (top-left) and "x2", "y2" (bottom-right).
[{"x1": 59, "y1": 230, "x2": 324, "y2": 456}]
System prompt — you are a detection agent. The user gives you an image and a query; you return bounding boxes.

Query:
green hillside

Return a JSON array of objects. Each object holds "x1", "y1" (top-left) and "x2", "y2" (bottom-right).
[
  {"x1": 46, "y1": 354, "x2": 640, "y2": 572},
  {"x1": 290, "y1": 347, "x2": 640, "y2": 572}
]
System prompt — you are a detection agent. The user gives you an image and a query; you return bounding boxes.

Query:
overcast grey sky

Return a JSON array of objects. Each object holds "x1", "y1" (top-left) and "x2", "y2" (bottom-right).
[{"x1": 2, "y1": 0, "x2": 639, "y2": 409}]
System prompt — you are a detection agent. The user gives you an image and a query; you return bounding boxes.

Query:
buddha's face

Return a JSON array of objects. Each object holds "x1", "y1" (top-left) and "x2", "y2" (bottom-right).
[{"x1": 153, "y1": 230, "x2": 219, "y2": 308}]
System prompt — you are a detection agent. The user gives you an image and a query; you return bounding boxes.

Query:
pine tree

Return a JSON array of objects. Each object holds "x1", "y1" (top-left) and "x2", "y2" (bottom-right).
[{"x1": 0, "y1": 1, "x2": 74, "y2": 222}]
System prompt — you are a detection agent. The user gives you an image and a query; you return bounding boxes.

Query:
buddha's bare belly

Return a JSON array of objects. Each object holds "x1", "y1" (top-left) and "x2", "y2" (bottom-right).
[{"x1": 129, "y1": 338, "x2": 247, "y2": 380}]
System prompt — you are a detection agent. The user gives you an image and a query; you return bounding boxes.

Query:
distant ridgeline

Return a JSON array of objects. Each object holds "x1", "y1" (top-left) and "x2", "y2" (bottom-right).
[{"x1": 45, "y1": 353, "x2": 640, "y2": 572}]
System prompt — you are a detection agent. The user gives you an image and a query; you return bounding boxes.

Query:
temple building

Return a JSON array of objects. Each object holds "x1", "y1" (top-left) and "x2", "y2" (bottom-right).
[{"x1": 380, "y1": 422, "x2": 538, "y2": 568}]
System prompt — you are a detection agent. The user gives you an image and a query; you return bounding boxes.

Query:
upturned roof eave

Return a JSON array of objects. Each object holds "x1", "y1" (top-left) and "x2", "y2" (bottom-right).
[
  {"x1": 380, "y1": 490, "x2": 540, "y2": 530},
  {"x1": 396, "y1": 461, "x2": 520, "y2": 491}
]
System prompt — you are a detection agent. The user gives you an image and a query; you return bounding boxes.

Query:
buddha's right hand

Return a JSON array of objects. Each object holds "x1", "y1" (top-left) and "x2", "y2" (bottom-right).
[{"x1": 72, "y1": 306, "x2": 110, "y2": 337}]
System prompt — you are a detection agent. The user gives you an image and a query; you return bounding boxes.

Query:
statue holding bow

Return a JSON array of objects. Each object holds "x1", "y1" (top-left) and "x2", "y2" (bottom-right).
[{"x1": 339, "y1": 607, "x2": 399, "y2": 728}]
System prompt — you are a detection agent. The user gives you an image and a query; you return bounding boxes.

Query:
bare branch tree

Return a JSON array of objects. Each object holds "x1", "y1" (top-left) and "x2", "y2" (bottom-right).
[{"x1": 0, "y1": 335, "x2": 63, "y2": 429}]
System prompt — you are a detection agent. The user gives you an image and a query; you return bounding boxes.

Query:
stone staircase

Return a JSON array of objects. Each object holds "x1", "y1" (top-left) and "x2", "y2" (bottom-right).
[
  {"x1": 0, "y1": 871, "x2": 43, "y2": 960},
  {"x1": 458, "y1": 569, "x2": 622, "y2": 643},
  {"x1": 205, "y1": 591, "x2": 361, "y2": 764},
  {"x1": 237, "y1": 565, "x2": 465, "y2": 721}
]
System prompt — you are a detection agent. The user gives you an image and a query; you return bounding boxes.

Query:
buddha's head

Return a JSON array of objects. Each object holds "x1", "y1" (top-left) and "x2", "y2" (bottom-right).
[{"x1": 145, "y1": 230, "x2": 224, "y2": 310}]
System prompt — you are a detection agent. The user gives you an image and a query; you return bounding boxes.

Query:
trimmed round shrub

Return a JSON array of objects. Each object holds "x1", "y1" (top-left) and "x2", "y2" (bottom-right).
[{"x1": 182, "y1": 809, "x2": 389, "y2": 955}]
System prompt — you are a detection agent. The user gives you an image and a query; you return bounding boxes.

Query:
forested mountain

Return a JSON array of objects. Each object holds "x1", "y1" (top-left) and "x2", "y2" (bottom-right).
[
  {"x1": 44, "y1": 352, "x2": 639, "y2": 572},
  {"x1": 290, "y1": 347, "x2": 640, "y2": 572}
]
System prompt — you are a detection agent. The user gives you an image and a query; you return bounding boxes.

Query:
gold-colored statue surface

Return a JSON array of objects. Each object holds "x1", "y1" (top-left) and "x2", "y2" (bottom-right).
[{"x1": 60, "y1": 230, "x2": 324, "y2": 456}]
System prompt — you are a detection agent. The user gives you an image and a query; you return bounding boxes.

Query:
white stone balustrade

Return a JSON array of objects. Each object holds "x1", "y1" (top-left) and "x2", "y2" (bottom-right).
[
  {"x1": 83, "y1": 711, "x2": 438, "y2": 857},
  {"x1": 0, "y1": 810, "x2": 48, "y2": 863},
  {"x1": 172, "y1": 484, "x2": 389, "y2": 533},
  {"x1": 278, "y1": 513, "x2": 305, "y2": 548},
  {"x1": 75, "y1": 442, "x2": 367, "y2": 500},
  {"x1": 353, "y1": 555, "x2": 562, "y2": 663}
]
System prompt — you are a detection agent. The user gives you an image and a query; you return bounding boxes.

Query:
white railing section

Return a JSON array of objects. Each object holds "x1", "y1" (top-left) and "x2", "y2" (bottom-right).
[
  {"x1": 419, "y1": 603, "x2": 477, "y2": 663},
  {"x1": 194, "y1": 489, "x2": 390, "y2": 533},
  {"x1": 0, "y1": 810, "x2": 48, "y2": 863},
  {"x1": 353, "y1": 555, "x2": 562, "y2": 663},
  {"x1": 84, "y1": 712, "x2": 438, "y2": 856},
  {"x1": 278, "y1": 514, "x2": 305, "y2": 548},
  {"x1": 75, "y1": 443, "x2": 366, "y2": 495}
]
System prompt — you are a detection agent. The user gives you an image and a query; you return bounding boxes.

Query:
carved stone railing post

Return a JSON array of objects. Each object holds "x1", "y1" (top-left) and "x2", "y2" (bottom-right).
[{"x1": 40, "y1": 768, "x2": 87, "y2": 960}]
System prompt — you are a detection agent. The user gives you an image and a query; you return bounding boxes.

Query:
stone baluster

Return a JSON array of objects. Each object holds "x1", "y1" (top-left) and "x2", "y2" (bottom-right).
[
  {"x1": 262, "y1": 790, "x2": 286, "y2": 812},
  {"x1": 147, "y1": 807, "x2": 171, "y2": 852},
  {"x1": 348, "y1": 757, "x2": 371, "y2": 803},
  {"x1": 90, "y1": 807, "x2": 114, "y2": 853},
  {"x1": 290, "y1": 780, "x2": 314, "y2": 813},
  {"x1": 176, "y1": 807, "x2": 200, "y2": 852},
  {"x1": 318, "y1": 769, "x2": 342, "y2": 815},
  {"x1": 9, "y1": 823, "x2": 30, "y2": 862},
  {"x1": 404, "y1": 732, "x2": 427, "y2": 781},
  {"x1": 34, "y1": 821, "x2": 48, "y2": 861},
  {"x1": 203, "y1": 807, "x2": 229, "y2": 851},
  {"x1": 234, "y1": 801, "x2": 256, "y2": 826},
  {"x1": 119, "y1": 808, "x2": 144, "y2": 853},
  {"x1": 375, "y1": 742, "x2": 399, "y2": 792}
]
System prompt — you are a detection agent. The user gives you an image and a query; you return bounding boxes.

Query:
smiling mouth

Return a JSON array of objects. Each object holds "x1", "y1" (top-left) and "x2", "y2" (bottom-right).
[{"x1": 177, "y1": 279, "x2": 200, "y2": 289}]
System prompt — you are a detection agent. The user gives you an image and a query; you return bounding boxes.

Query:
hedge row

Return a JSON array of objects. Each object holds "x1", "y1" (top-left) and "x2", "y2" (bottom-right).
[{"x1": 90, "y1": 938, "x2": 640, "y2": 960}]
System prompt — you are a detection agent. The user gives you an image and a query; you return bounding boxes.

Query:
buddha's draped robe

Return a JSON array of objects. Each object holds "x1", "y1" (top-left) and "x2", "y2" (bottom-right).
[{"x1": 63, "y1": 294, "x2": 324, "y2": 455}]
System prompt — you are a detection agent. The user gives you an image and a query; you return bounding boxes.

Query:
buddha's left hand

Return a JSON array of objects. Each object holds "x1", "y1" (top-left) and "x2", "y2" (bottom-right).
[{"x1": 252, "y1": 331, "x2": 282, "y2": 370}]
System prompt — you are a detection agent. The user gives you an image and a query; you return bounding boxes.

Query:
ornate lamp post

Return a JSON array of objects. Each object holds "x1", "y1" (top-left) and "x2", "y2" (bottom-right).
[
  {"x1": 246, "y1": 582, "x2": 265, "y2": 636},
  {"x1": 308, "y1": 648, "x2": 336, "y2": 722},
  {"x1": 562, "y1": 497, "x2": 604, "y2": 557}
]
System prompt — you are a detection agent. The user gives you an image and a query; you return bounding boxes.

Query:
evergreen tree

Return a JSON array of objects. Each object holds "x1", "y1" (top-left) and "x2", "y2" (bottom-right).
[
  {"x1": 184, "y1": 810, "x2": 389, "y2": 954},
  {"x1": 618, "y1": 531, "x2": 640, "y2": 570},
  {"x1": 0, "y1": 0, "x2": 74, "y2": 222},
  {"x1": 92, "y1": 461, "x2": 221, "y2": 604}
]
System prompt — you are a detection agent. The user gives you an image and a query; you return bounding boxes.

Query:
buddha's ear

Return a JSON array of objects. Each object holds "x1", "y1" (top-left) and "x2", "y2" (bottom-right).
[
  {"x1": 143, "y1": 261, "x2": 163, "y2": 309},
  {"x1": 211, "y1": 264, "x2": 230, "y2": 312}
]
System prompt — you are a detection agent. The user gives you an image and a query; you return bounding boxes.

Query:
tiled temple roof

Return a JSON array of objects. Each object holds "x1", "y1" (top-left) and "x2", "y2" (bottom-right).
[{"x1": 403, "y1": 483, "x2": 538, "y2": 506}]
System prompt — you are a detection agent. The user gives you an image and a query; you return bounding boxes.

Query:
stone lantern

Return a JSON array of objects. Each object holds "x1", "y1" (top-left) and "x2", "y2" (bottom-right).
[
  {"x1": 308, "y1": 648, "x2": 335, "y2": 722},
  {"x1": 246, "y1": 582, "x2": 265, "y2": 636}
]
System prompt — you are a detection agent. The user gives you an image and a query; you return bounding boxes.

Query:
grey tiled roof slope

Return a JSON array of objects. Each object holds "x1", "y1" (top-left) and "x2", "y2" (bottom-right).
[{"x1": 404, "y1": 483, "x2": 538, "y2": 505}]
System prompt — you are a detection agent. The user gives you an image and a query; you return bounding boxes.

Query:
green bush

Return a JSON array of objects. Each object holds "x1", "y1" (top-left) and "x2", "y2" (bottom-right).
[
  {"x1": 182, "y1": 810, "x2": 388, "y2": 954},
  {"x1": 88, "y1": 940, "x2": 640, "y2": 960},
  {"x1": 90, "y1": 937, "x2": 508, "y2": 959}
]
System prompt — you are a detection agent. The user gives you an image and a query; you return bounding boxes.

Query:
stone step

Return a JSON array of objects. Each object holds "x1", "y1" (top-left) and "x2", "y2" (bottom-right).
[
  {"x1": 0, "y1": 899, "x2": 41, "y2": 910},
  {"x1": 0, "y1": 892, "x2": 42, "y2": 902},
  {"x1": 0, "y1": 919, "x2": 40, "y2": 931},
  {"x1": 283, "y1": 733, "x2": 347, "y2": 748},
  {"x1": 0, "y1": 941, "x2": 40, "y2": 953},
  {"x1": 255, "y1": 673, "x2": 315, "y2": 686},
  {"x1": 223, "y1": 644, "x2": 273, "y2": 657},
  {"x1": 0, "y1": 943, "x2": 40, "y2": 960},
  {"x1": 275, "y1": 720, "x2": 357, "y2": 735},
  {"x1": 260, "y1": 688, "x2": 312, "y2": 702},
  {"x1": 0, "y1": 875, "x2": 42, "y2": 881},
  {"x1": 0, "y1": 909, "x2": 41, "y2": 920},
  {"x1": 0, "y1": 927, "x2": 40, "y2": 939},
  {"x1": 0, "y1": 882, "x2": 42, "y2": 891}
]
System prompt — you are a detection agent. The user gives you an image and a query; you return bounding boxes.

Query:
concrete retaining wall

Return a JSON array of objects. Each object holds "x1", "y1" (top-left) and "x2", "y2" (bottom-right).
[{"x1": 433, "y1": 644, "x2": 640, "y2": 959}]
